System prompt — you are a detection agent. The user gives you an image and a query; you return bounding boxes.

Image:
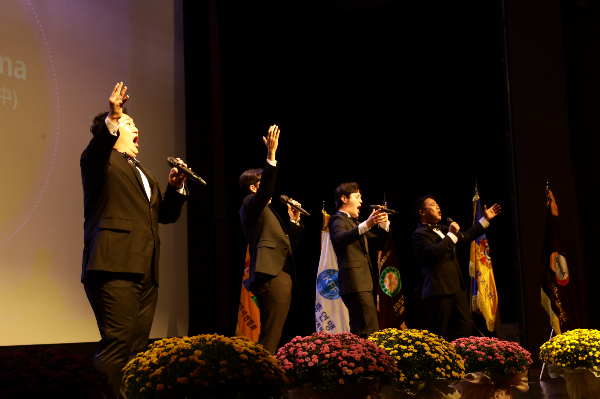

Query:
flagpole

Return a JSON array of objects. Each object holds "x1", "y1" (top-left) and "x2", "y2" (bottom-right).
[
  {"x1": 539, "y1": 183, "x2": 552, "y2": 380},
  {"x1": 539, "y1": 327, "x2": 554, "y2": 380}
]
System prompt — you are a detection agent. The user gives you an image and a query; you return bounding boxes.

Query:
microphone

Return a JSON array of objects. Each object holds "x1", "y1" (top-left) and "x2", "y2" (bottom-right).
[
  {"x1": 166, "y1": 157, "x2": 207, "y2": 185},
  {"x1": 370, "y1": 205, "x2": 399, "y2": 215},
  {"x1": 446, "y1": 217, "x2": 464, "y2": 239},
  {"x1": 279, "y1": 195, "x2": 310, "y2": 216}
]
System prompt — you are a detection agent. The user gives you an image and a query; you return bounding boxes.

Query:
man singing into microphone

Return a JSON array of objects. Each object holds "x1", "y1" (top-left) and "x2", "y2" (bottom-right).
[
  {"x1": 239, "y1": 125, "x2": 304, "y2": 355},
  {"x1": 328, "y1": 183, "x2": 390, "y2": 337},
  {"x1": 411, "y1": 196, "x2": 500, "y2": 340},
  {"x1": 81, "y1": 83, "x2": 189, "y2": 397}
]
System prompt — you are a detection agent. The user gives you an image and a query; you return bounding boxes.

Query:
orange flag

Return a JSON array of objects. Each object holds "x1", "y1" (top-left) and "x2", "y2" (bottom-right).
[{"x1": 235, "y1": 246, "x2": 260, "y2": 341}]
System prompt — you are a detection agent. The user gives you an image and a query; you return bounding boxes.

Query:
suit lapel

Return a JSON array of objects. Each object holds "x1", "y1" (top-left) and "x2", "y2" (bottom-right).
[
  {"x1": 340, "y1": 212, "x2": 368, "y2": 254},
  {"x1": 137, "y1": 163, "x2": 156, "y2": 203},
  {"x1": 119, "y1": 154, "x2": 150, "y2": 203}
]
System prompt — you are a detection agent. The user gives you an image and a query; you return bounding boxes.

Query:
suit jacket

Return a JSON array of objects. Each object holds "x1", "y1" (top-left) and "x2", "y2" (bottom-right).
[
  {"x1": 239, "y1": 160, "x2": 303, "y2": 289},
  {"x1": 80, "y1": 122, "x2": 188, "y2": 284},
  {"x1": 328, "y1": 212, "x2": 390, "y2": 295},
  {"x1": 412, "y1": 222, "x2": 485, "y2": 299}
]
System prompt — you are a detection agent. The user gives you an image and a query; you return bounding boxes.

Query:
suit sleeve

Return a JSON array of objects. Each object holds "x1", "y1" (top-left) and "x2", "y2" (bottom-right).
[
  {"x1": 367, "y1": 226, "x2": 391, "y2": 252},
  {"x1": 329, "y1": 214, "x2": 361, "y2": 247},
  {"x1": 80, "y1": 123, "x2": 119, "y2": 182},
  {"x1": 242, "y1": 161, "x2": 278, "y2": 222},
  {"x1": 158, "y1": 184, "x2": 189, "y2": 224},
  {"x1": 288, "y1": 221, "x2": 304, "y2": 251},
  {"x1": 412, "y1": 229, "x2": 456, "y2": 265},
  {"x1": 459, "y1": 222, "x2": 486, "y2": 243}
]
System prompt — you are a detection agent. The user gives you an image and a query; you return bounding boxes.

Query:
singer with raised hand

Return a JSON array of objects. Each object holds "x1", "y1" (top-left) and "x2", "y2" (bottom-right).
[
  {"x1": 80, "y1": 82, "x2": 189, "y2": 398},
  {"x1": 328, "y1": 183, "x2": 390, "y2": 337},
  {"x1": 411, "y1": 195, "x2": 501, "y2": 341},
  {"x1": 238, "y1": 124, "x2": 304, "y2": 355}
]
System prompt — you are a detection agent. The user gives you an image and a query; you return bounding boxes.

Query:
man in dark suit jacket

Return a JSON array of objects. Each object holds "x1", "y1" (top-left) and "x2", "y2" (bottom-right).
[
  {"x1": 411, "y1": 195, "x2": 500, "y2": 341},
  {"x1": 328, "y1": 182, "x2": 390, "y2": 337},
  {"x1": 81, "y1": 83, "x2": 189, "y2": 398},
  {"x1": 239, "y1": 125, "x2": 304, "y2": 355}
]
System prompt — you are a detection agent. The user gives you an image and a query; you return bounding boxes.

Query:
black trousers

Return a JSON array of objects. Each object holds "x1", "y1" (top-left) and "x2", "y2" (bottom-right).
[
  {"x1": 253, "y1": 271, "x2": 292, "y2": 356},
  {"x1": 84, "y1": 269, "x2": 157, "y2": 399},
  {"x1": 424, "y1": 291, "x2": 472, "y2": 341},
  {"x1": 340, "y1": 291, "x2": 379, "y2": 338}
]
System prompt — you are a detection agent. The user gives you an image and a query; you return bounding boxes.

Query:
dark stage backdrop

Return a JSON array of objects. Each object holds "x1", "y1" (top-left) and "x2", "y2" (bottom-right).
[{"x1": 183, "y1": 0, "x2": 524, "y2": 348}]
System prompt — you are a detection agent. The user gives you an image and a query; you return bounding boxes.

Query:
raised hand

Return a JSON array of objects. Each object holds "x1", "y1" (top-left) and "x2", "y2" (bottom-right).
[
  {"x1": 287, "y1": 198, "x2": 301, "y2": 220},
  {"x1": 483, "y1": 203, "x2": 501, "y2": 220},
  {"x1": 168, "y1": 157, "x2": 188, "y2": 188},
  {"x1": 366, "y1": 209, "x2": 388, "y2": 229},
  {"x1": 108, "y1": 82, "x2": 129, "y2": 124},
  {"x1": 262, "y1": 125, "x2": 280, "y2": 162},
  {"x1": 449, "y1": 222, "x2": 460, "y2": 234}
]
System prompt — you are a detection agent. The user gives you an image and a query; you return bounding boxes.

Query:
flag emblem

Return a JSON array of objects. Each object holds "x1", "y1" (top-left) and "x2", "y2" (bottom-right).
[
  {"x1": 316, "y1": 269, "x2": 341, "y2": 300},
  {"x1": 379, "y1": 267, "x2": 402, "y2": 297},
  {"x1": 477, "y1": 239, "x2": 492, "y2": 268},
  {"x1": 550, "y1": 252, "x2": 569, "y2": 285}
]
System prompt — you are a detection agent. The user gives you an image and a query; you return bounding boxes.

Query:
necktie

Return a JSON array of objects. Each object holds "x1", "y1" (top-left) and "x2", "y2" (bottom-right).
[{"x1": 351, "y1": 217, "x2": 360, "y2": 225}]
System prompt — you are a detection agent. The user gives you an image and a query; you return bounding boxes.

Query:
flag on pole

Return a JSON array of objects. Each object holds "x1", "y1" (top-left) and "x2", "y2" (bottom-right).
[
  {"x1": 235, "y1": 246, "x2": 260, "y2": 341},
  {"x1": 540, "y1": 189, "x2": 571, "y2": 334},
  {"x1": 377, "y1": 234, "x2": 406, "y2": 329},
  {"x1": 315, "y1": 206, "x2": 350, "y2": 333},
  {"x1": 469, "y1": 187, "x2": 499, "y2": 331}
]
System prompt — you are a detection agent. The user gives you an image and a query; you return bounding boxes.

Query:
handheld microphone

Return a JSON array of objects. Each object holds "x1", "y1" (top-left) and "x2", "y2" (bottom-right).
[
  {"x1": 166, "y1": 157, "x2": 207, "y2": 185},
  {"x1": 279, "y1": 195, "x2": 310, "y2": 216},
  {"x1": 446, "y1": 217, "x2": 464, "y2": 239},
  {"x1": 370, "y1": 205, "x2": 399, "y2": 215}
]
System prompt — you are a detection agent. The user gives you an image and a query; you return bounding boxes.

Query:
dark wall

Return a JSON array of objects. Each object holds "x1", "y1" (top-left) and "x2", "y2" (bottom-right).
[
  {"x1": 561, "y1": 0, "x2": 600, "y2": 330},
  {"x1": 183, "y1": 0, "x2": 524, "y2": 347}
]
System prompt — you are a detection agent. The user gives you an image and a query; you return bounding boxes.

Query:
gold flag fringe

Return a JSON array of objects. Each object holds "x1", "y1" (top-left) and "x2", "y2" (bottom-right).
[{"x1": 541, "y1": 288, "x2": 561, "y2": 335}]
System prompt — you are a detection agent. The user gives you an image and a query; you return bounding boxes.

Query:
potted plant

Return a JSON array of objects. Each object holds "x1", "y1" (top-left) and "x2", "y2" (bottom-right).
[
  {"x1": 123, "y1": 334, "x2": 288, "y2": 399},
  {"x1": 540, "y1": 328, "x2": 600, "y2": 399},
  {"x1": 452, "y1": 336, "x2": 532, "y2": 399},
  {"x1": 368, "y1": 328, "x2": 464, "y2": 399},
  {"x1": 0, "y1": 347, "x2": 115, "y2": 398},
  {"x1": 276, "y1": 331, "x2": 399, "y2": 398}
]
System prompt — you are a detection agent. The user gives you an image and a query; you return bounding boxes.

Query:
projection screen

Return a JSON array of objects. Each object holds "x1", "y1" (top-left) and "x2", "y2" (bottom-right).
[{"x1": 0, "y1": 0, "x2": 189, "y2": 345}]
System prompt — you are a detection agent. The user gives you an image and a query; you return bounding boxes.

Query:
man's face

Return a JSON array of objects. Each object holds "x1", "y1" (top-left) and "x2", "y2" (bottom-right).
[
  {"x1": 113, "y1": 114, "x2": 139, "y2": 157},
  {"x1": 342, "y1": 191, "x2": 362, "y2": 218},
  {"x1": 420, "y1": 198, "x2": 441, "y2": 224}
]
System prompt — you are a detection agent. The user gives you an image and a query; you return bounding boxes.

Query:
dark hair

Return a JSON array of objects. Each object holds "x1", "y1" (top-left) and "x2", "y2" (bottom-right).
[
  {"x1": 334, "y1": 182, "x2": 361, "y2": 209},
  {"x1": 90, "y1": 108, "x2": 128, "y2": 134},
  {"x1": 239, "y1": 168, "x2": 263, "y2": 194},
  {"x1": 412, "y1": 195, "x2": 436, "y2": 217}
]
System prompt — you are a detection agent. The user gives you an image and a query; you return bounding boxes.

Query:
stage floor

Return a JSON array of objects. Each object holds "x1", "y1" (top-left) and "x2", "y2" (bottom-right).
[{"x1": 513, "y1": 371, "x2": 569, "y2": 399}]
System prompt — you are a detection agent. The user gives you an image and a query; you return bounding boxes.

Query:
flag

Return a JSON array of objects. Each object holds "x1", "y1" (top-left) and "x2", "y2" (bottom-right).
[
  {"x1": 315, "y1": 208, "x2": 350, "y2": 333},
  {"x1": 235, "y1": 246, "x2": 260, "y2": 341},
  {"x1": 377, "y1": 234, "x2": 406, "y2": 329},
  {"x1": 540, "y1": 190, "x2": 571, "y2": 334},
  {"x1": 469, "y1": 188, "x2": 499, "y2": 331}
]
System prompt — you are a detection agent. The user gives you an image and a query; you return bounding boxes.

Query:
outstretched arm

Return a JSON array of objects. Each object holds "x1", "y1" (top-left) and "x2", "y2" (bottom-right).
[
  {"x1": 82, "y1": 83, "x2": 130, "y2": 180},
  {"x1": 243, "y1": 125, "x2": 281, "y2": 218}
]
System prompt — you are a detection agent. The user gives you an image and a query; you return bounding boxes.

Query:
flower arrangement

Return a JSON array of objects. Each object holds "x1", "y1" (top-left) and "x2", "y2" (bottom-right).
[
  {"x1": 452, "y1": 336, "x2": 532, "y2": 375},
  {"x1": 368, "y1": 328, "x2": 465, "y2": 387},
  {"x1": 123, "y1": 334, "x2": 288, "y2": 399},
  {"x1": 276, "y1": 332, "x2": 399, "y2": 392},
  {"x1": 540, "y1": 328, "x2": 600, "y2": 371},
  {"x1": 0, "y1": 347, "x2": 115, "y2": 398}
]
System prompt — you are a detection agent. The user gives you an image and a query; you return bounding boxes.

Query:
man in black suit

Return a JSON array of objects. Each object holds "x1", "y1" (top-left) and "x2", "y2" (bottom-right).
[
  {"x1": 239, "y1": 125, "x2": 304, "y2": 355},
  {"x1": 328, "y1": 182, "x2": 390, "y2": 337},
  {"x1": 411, "y1": 195, "x2": 500, "y2": 340},
  {"x1": 81, "y1": 83, "x2": 189, "y2": 398}
]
